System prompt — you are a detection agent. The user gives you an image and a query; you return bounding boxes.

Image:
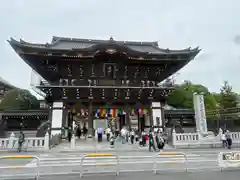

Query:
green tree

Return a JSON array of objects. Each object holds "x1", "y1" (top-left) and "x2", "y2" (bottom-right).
[
  {"x1": 0, "y1": 89, "x2": 40, "y2": 110},
  {"x1": 219, "y1": 81, "x2": 238, "y2": 109},
  {"x1": 167, "y1": 82, "x2": 217, "y2": 111}
]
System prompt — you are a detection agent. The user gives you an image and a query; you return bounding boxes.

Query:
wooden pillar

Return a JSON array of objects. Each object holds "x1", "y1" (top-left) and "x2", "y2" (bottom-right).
[
  {"x1": 149, "y1": 105, "x2": 153, "y2": 130},
  {"x1": 137, "y1": 112, "x2": 140, "y2": 131},
  {"x1": 88, "y1": 101, "x2": 94, "y2": 136},
  {"x1": 126, "y1": 106, "x2": 131, "y2": 130},
  {"x1": 160, "y1": 101, "x2": 165, "y2": 131}
]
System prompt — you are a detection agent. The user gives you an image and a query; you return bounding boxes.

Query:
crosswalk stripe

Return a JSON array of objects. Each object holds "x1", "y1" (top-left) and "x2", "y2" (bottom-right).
[
  {"x1": 26, "y1": 159, "x2": 216, "y2": 168},
  {"x1": 25, "y1": 152, "x2": 216, "y2": 168}
]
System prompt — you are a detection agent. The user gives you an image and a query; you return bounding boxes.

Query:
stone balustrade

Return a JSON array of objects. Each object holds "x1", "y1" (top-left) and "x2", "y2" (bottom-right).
[
  {"x1": 172, "y1": 129, "x2": 240, "y2": 148},
  {"x1": 0, "y1": 132, "x2": 49, "y2": 151}
]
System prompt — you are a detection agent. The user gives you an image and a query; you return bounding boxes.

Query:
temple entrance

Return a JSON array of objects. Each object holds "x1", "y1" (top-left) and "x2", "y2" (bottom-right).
[{"x1": 118, "y1": 114, "x2": 126, "y2": 130}]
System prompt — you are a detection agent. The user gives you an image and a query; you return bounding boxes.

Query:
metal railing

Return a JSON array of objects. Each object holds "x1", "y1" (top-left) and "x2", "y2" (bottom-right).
[
  {"x1": 153, "y1": 152, "x2": 188, "y2": 174},
  {"x1": 80, "y1": 153, "x2": 119, "y2": 178},
  {"x1": 0, "y1": 155, "x2": 40, "y2": 180},
  {"x1": 218, "y1": 151, "x2": 240, "y2": 171}
]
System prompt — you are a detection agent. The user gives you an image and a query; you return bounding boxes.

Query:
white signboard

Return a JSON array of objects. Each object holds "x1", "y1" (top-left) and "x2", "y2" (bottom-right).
[
  {"x1": 198, "y1": 94, "x2": 208, "y2": 134},
  {"x1": 193, "y1": 93, "x2": 200, "y2": 131},
  {"x1": 193, "y1": 93, "x2": 208, "y2": 135},
  {"x1": 218, "y1": 152, "x2": 240, "y2": 169}
]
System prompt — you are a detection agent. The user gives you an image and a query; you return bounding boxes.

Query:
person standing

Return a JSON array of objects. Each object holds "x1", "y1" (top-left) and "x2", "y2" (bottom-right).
[
  {"x1": 130, "y1": 129, "x2": 135, "y2": 144},
  {"x1": 120, "y1": 127, "x2": 126, "y2": 144},
  {"x1": 83, "y1": 124, "x2": 88, "y2": 140},
  {"x1": 18, "y1": 131, "x2": 25, "y2": 152},
  {"x1": 77, "y1": 124, "x2": 81, "y2": 139},
  {"x1": 142, "y1": 130, "x2": 146, "y2": 146},
  {"x1": 97, "y1": 127, "x2": 103, "y2": 142},
  {"x1": 226, "y1": 130, "x2": 232, "y2": 149},
  {"x1": 68, "y1": 127, "x2": 72, "y2": 143},
  {"x1": 221, "y1": 132, "x2": 227, "y2": 148},
  {"x1": 106, "y1": 127, "x2": 111, "y2": 142}
]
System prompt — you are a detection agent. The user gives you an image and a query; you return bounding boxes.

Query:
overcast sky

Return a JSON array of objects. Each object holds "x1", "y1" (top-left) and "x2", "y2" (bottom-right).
[{"x1": 0, "y1": 0, "x2": 239, "y2": 93}]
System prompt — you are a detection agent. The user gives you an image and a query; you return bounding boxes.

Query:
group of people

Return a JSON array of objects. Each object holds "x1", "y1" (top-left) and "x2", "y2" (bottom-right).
[
  {"x1": 118, "y1": 127, "x2": 167, "y2": 152},
  {"x1": 221, "y1": 130, "x2": 232, "y2": 149},
  {"x1": 68, "y1": 124, "x2": 88, "y2": 142},
  {"x1": 66, "y1": 124, "x2": 167, "y2": 152}
]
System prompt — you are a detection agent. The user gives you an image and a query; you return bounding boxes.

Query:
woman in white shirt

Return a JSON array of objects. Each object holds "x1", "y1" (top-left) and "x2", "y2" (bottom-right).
[{"x1": 221, "y1": 133, "x2": 226, "y2": 148}]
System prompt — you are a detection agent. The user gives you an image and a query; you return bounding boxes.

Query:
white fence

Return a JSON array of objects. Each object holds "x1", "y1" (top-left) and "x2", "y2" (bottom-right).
[
  {"x1": 0, "y1": 132, "x2": 49, "y2": 151},
  {"x1": 172, "y1": 129, "x2": 240, "y2": 148}
]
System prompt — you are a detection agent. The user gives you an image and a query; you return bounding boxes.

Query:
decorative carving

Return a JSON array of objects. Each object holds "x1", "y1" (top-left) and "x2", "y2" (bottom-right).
[
  {"x1": 125, "y1": 89, "x2": 130, "y2": 99},
  {"x1": 124, "y1": 66, "x2": 128, "y2": 78},
  {"x1": 59, "y1": 79, "x2": 68, "y2": 86},
  {"x1": 76, "y1": 89, "x2": 80, "y2": 98},
  {"x1": 114, "y1": 89, "x2": 118, "y2": 99},
  {"x1": 68, "y1": 64, "x2": 72, "y2": 76},
  {"x1": 62, "y1": 88, "x2": 67, "y2": 99},
  {"x1": 71, "y1": 79, "x2": 76, "y2": 86},
  {"x1": 106, "y1": 49, "x2": 117, "y2": 54},
  {"x1": 79, "y1": 65, "x2": 84, "y2": 77},
  {"x1": 101, "y1": 89, "x2": 105, "y2": 99}
]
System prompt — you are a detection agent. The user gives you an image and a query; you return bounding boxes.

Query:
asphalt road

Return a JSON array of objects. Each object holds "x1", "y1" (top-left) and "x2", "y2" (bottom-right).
[
  {"x1": 2, "y1": 171, "x2": 240, "y2": 180},
  {"x1": 0, "y1": 148, "x2": 239, "y2": 179}
]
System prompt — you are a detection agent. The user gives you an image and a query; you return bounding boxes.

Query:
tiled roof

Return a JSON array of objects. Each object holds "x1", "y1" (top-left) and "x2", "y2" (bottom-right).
[
  {"x1": 1, "y1": 110, "x2": 48, "y2": 116},
  {"x1": 8, "y1": 36, "x2": 200, "y2": 55}
]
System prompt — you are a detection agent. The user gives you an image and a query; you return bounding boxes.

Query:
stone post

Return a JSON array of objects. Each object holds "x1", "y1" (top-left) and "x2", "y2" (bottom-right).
[
  {"x1": 197, "y1": 129, "x2": 203, "y2": 140},
  {"x1": 8, "y1": 132, "x2": 15, "y2": 149},
  {"x1": 172, "y1": 129, "x2": 176, "y2": 147},
  {"x1": 44, "y1": 132, "x2": 49, "y2": 151}
]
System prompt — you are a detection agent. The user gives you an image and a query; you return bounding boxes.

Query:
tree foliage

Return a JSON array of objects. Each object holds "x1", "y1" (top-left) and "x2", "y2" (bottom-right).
[
  {"x1": 167, "y1": 82, "x2": 217, "y2": 111},
  {"x1": 219, "y1": 81, "x2": 238, "y2": 109},
  {"x1": 0, "y1": 89, "x2": 40, "y2": 110}
]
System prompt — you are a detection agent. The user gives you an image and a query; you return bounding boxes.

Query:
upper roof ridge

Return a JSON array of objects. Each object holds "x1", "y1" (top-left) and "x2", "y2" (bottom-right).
[{"x1": 51, "y1": 36, "x2": 158, "y2": 46}]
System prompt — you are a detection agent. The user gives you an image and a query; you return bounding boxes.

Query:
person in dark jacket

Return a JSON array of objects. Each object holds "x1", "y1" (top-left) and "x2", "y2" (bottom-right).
[
  {"x1": 76, "y1": 124, "x2": 81, "y2": 139},
  {"x1": 226, "y1": 130, "x2": 232, "y2": 149},
  {"x1": 68, "y1": 127, "x2": 72, "y2": 142},
  {"x1": 18, "y1": 131, "x2": 25, "y2": 152},
  {"x1": 83, "y1": 124, "x2": 88, "y2": 140}
]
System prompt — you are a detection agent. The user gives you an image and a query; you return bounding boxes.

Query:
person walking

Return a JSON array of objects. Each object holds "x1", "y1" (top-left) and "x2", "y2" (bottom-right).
[
  {"x1": 148, "y1": 131, "x2": 156, "y2": 152},
  {"x1": 130, "y1": 129, "x2": 135, "y2": 144}
]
